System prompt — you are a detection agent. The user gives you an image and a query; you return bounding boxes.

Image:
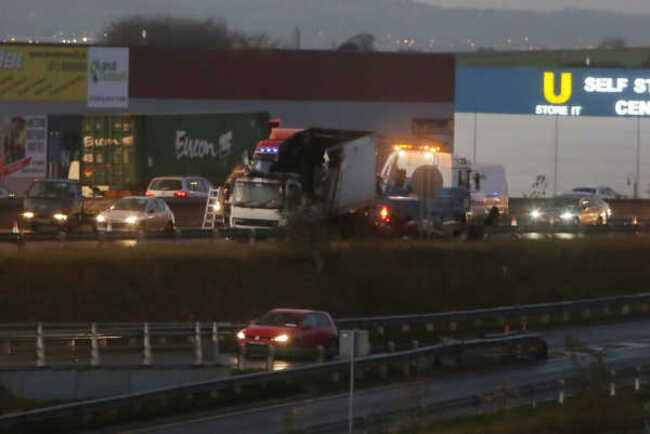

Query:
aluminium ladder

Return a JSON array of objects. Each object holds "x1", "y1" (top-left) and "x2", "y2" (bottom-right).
[{"x1": 202, "y1": 187, "x2": 221, "y2": 230}]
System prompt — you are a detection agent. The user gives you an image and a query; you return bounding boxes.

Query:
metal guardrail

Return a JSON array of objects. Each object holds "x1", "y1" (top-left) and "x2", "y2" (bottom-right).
[
  {"x1": 0, "y1": 334, "x2": 546, "y2": 429},
  {"x1": 1, "y1": 291, "x2": 649, "y2": 367},
  {"x1": 335, "y1": 291, "x2": 650, "y2": 327}
]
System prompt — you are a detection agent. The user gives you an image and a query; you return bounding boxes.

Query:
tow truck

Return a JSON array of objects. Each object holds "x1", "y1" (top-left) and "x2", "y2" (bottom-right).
[{"x1": 376, "y1": 141, "x2": 508, "y2": 236}]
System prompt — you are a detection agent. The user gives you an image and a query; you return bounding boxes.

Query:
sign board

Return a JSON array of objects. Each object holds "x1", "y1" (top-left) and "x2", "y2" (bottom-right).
[
  {"x1": 88, "y1": 47, "x2": 129, "y2": 108},
  {"x1": 0, "y1": 115, "x2": 48, "y2": 178},
  {"x1": 0, "y1": 45, "x2": 87, "y2": 101},
  {"x1": 456, "y1": 66, "x2": 650, "y2": 118}
]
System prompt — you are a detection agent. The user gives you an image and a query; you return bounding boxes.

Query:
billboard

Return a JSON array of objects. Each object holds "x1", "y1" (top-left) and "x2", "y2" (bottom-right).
[
  {"x1": 456, "y1": 66, "x2": 650, "y2": 118},
  {"x1": 0, "y1": 45, "x2": 87, "y2": 101},
  {"x1": 88, "y1": 47, "x2": 129, "y2": 108},
  {"x1": 0, "y1": 115, "x2": 48, "y2": 178}
]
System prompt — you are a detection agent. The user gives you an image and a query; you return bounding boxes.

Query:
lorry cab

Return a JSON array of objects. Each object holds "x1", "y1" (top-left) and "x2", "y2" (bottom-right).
[
  {"x1": 379, "y1": 143, "x2": 453, "y2": 196},
  {"x1": 229, "y1": 175, "x2": 302, "y2": 230},
  {"x1": 251, "y1": 127, "x2": 303, "y2": 173}
]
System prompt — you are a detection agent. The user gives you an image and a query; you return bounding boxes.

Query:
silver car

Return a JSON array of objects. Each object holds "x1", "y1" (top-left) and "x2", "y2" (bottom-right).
[
  {"x1": 95, "y1": 196, "x2": 176, "y2": 232},
  {"x1": 146, "y1": 176, "x2": 212, "y2": 199},
  {"x1": 528, "y1": 195, "x2": 611, "y2": 226}
]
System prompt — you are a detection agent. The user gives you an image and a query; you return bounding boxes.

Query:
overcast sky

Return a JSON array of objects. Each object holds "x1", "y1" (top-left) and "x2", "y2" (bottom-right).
[{"x1": 416, "y1": 0, "x2": 650, "y2": 14}]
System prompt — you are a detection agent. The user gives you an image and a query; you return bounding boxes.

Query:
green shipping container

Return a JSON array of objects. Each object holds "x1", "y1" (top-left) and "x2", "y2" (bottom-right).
[{"x1": 81, "y1": 112, "x2": 270, "y2": 191}]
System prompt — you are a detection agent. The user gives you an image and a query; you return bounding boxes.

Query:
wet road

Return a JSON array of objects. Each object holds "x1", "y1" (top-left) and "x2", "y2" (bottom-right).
[{"x1": 102, "y1": 318, "x2": 650, "y2": 434}]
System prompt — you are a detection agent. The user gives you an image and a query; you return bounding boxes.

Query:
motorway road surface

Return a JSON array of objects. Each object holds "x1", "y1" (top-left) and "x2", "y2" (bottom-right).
[{"x1": 93, "y1": 318, "x2": 650, "y2": 434}]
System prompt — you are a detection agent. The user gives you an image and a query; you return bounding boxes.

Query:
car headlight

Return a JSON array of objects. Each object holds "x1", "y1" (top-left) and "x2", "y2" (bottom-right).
[
  {"x1": 96, "y1": 215, "x2": 106, "y2": 223},
  {"x1": 273, "y1": 334, "x2": 290, "y2": 343},
  {"x1": 125, "y1": 216, "x2": 138, "y2": 224},
  {"x1": 53, "y1": 213, "x2": 68, "y2": 222},
  {"x1": 560, "y1": 212, "x2": 574, "y2": 221},
  {"x1": 213, "y1": 202, "x2": 221, "y2": 212},
  {"x1": 530, "y1": 209, "x2": 541, "y2": 219},
  {"x1": 236, "y1": 330, "x2": 246, "y2": 340},
  {"x1": 22, "y1": 211, "x2": 34, "y2": 219},
  {"x1": 607, "y1": 209, "x2": 612, "y2": 217}
]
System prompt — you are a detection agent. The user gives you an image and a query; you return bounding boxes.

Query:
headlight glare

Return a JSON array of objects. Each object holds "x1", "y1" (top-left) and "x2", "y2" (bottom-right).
[
  {"x1": 530, "y1": 209, "x2": 541, "y2": 219},
  {"x1": 22, "y1": 211, "x2": 34, "y2": 219},
  {"x1": 125, "y1": 216, "x2": 138, "y2": 224},
  {"x1": 560, "y1": 212, "x2": 574, "y2": 221},
  {"x1": 236, "y1": 330, "x2": 246, "y2": 340},
  {"x1": 273, "y1": 334, "x2": 290, "y2": 343},
  {"x1": 53, "y1": 213, "x2": 68, "y2": 222},
  {"x1": 96, "y1": 215, "x2": 106, "y2": 223}
]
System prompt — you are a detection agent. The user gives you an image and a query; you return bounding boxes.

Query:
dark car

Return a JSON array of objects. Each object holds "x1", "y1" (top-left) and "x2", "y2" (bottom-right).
[
  {"x1": 21, "y1": 179, "x2": 84, "y2": 231},
  {"x1": 237, "y1": 309, "x2": 338, "y2": 359}
]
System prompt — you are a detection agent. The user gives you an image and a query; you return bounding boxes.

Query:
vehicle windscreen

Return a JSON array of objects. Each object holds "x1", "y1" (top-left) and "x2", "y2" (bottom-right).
[
  {"x1": 550, "y1": 197, "x2": 579, "y2": 209},
  {"x1": 572, "y1": 187, "x2": 595, "y2": 194},
  {"x1": 232, "y1": 180, "x2": 283, "y2": 208},
  {"x1": 149, "y1": 179, "x2": 183, "y2": 191},
  {"x1": 111, "y1": 198, "x2": 148, "y2": 211},
  {"x1": 256, "y1": 312, "x2": 304, "y2": 328},
  {"x1": 27, "y1": 182, "x2": 73, "y2": 199}
]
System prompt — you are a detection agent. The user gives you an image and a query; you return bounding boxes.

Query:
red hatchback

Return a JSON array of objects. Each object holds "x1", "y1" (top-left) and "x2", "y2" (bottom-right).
[{"x1": 237, "y1": 309, "x2": 338, "y2": 358}]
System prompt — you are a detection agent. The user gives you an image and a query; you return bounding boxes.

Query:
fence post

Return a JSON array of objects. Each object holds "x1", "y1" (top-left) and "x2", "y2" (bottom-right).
[
  {"x1": 194, "y1": 322, "x2": 203, "y2": 366},
  {"x1": 90, "y1": 323, "x2": 100, "y2": 367},
  {"x1": 635, "y1": 367, "x2": 641, "y2": 392},
  {"x1": 143, "y1": 322, "x2": 152, "y2": 366},
  {"x1": 558, "y1": 379, "x2": 565, "y2": 404},
  {"x1": 610, "y1": 369, "x2": 616, "y2": 397},
  {"x1": 212, "y1": 322, "x2": 220, "y2": 363},
  {"x1": 35, "y1": 322, "x2": 45, "y2": 367},
  {"x1": 266, "y1": 345, "x2": 275, "y2": 371}
]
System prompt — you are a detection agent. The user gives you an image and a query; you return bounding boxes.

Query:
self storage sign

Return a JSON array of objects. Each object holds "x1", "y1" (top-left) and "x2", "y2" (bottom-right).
[{"x1": 456, "y1": 66, "x2": 650, "y2": 117}]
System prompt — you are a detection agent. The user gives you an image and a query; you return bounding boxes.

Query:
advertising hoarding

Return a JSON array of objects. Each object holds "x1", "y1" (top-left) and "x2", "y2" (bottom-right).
[
  {"x1": 456, "y1": 66, "x2": 650, "y2": 118},
  {"x1": 87, "y1": 47, "x2": 129, "y2": 108},
  {"x1": 0, "y1": 115, "x2": 48, "y2": 178},
  {"x1": 0, "y1": 45, "x2": 87, "y2": 101}
]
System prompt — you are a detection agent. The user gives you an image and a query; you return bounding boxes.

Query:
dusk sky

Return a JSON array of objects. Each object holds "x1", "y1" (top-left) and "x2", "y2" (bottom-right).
[{"x1": 416, "y1": 0, "x2": 650, "y2": 14}]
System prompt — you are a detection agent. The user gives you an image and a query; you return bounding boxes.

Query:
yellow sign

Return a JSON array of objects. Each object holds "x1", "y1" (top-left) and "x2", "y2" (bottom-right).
[
  {"x1": 0, "y1": 44, "x2": 87, "y2": 101},
  {"x1": 543, "y1": 72, "x2": 572, "y2": 104}
]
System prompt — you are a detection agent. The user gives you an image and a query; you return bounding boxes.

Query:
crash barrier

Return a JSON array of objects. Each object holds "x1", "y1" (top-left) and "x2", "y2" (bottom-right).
[
  {"x1": 0, "y1": 221, "x2": 645, "y2": 244},
  {"x1": 0, "y1": 334, "x2": 547, "y2": 430},
  {"x1": 335, "y1": 291, "x2": 650, "y2": 332},
  {"x1": 510, "y1": 198, "x2": 650, "y2": 223},
  {"x1": 2, "y1": 291, "x2": 650, "y2": 368},
  {"x1": 0, "y1": 322, "x2": 245, "y2": 369},
  {"x1": 0, "y1": 226, "x2": 277, "y2": 243}
]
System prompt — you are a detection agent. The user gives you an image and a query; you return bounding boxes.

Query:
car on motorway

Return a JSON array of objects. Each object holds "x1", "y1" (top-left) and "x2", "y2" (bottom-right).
[
  {"x1": 145, "y1": 176, "x2": 213, "y2": 199},
  {"x1": 95, "y1": 196, "x2": 176, "y2": 232},
  {"x1": 0, "y1": 187, "x2": 16, "y2": 199},
  {"x1": 237, "y1": 309, "x2": 339, "y2": 359},
  {"x1": 565, "y1": 186, "x2": 626, "y2": 200},
  {"x1": 528, "y1": 195, "x2": 611, "y2": 226}
]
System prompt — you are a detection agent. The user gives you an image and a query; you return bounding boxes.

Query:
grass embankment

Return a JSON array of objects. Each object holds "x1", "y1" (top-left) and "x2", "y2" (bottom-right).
[
  {"x1": 392, "y1": 391, "x2": 650, "y2": 434},
  {"x1": 1, "y1": 238, "x2": 649, "y2": 321}
]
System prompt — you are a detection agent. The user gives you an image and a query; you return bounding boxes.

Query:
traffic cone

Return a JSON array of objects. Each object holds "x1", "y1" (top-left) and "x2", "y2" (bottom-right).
[
  {"x1": 510, "y1": 217, "x2": 517, "y2": 227},
  {"x1": 11, "y1": 220, "x2": 19, "y2": 235},
  {"x1": 632, "y1": 215, "x2": 638, "y2": 225},
  {"x1": 106, "y1": 216, "x2": 112, "y2": 233},
  {"x1": 504, "y1": 324, "x2": 510, "y2": 335},
  {"x1": 521, "y1": 319, "x2": 527, "y2": 332}
]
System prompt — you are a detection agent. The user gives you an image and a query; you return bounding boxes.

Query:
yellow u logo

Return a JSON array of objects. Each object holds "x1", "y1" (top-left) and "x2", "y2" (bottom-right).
[{"x1": 543, "y1": 72, "x2": 572, "y2": 104}]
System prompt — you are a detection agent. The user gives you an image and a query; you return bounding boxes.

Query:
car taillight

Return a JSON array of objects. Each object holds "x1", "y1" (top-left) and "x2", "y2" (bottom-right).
[
  {"x1": 174, "y1": 191, "x2": 187, "y2": 198},
  {"x1": 379, "y1": 205, "x2": 390, "y2": 222},
  {"x1": 145, "y1": 191, "x2": 154, "y2": 197}
]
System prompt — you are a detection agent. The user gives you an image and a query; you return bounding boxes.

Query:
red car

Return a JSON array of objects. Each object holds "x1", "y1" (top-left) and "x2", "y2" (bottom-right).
[{"x1": 237, "y1": 308, "x2": 339, "y2": 358}]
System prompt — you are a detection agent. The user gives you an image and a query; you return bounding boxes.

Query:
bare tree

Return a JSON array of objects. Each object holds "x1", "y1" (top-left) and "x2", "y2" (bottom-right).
[{"x1": 101, "y1": 16, "x2": 275, "y2": 49}]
